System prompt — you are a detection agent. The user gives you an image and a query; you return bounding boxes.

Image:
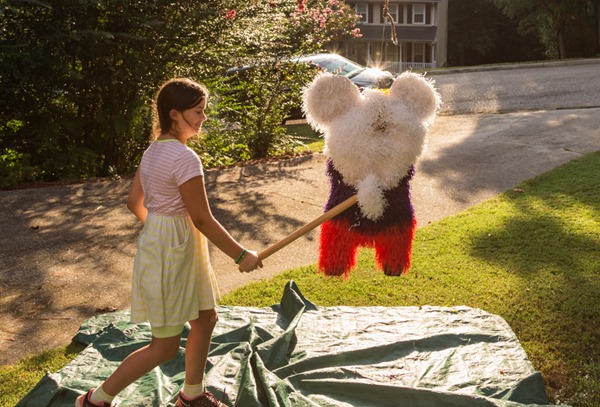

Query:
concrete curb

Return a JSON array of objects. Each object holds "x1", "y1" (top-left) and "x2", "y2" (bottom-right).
[{"x1": 426, "y1": 57, "x2": 600, "y2": 76}]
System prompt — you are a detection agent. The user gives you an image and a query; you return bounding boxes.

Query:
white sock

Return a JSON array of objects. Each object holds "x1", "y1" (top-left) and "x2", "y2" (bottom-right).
[
  {"x1": 90, "y1": 385, "x2": 115, "y2": 405},
  {"x1": 182, "y1": 382, "x2": 204, "y2": 400}
]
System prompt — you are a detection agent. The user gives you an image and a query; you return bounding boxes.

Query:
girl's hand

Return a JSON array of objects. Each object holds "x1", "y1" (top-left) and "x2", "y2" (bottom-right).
[{"x1": 238, "y1": 250, "x2": 263, "y2": 273}]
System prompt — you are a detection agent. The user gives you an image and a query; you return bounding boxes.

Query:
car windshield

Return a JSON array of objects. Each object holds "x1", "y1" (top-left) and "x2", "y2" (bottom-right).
[{"x1": 302, "y1": 55, "x2": 364, "y2": 77}]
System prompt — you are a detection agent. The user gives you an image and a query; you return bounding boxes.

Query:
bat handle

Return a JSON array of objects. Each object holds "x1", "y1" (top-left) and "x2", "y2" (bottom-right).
[{"x1": 258, "y1": 195, "x2": 358, "y2": 261}]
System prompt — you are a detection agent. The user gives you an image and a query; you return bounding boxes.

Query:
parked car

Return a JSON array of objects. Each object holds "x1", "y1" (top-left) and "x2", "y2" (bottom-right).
[
  {"x1": 224, "y1": 53, "x2": 395, "y2": 120},
  {"x1": 296, "y1": 53, "x2": 394, "y2": 90},
  {"x1": 226, "y1": 53, "x2": 394, "y2": 90},
  {"x1": 285, "y1": 54, "x2": 394, "y2": 119}
]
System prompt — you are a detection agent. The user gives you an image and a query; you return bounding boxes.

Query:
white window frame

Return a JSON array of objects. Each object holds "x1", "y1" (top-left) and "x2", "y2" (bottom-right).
[
  {"x1": 413, "y1": 4, "x2": 425, "y2": 25},
  {"x1": 356, "y1": 3, "x2": 368, "y2": 24}
]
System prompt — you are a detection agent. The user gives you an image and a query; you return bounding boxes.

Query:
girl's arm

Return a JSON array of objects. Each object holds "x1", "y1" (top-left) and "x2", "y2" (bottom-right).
[
  {"x1": 179, "y1": 175, "x2": 262, "y2": 272},
  {"x1": 127, "y1": 170, "x2": 147, "y2": 223}
]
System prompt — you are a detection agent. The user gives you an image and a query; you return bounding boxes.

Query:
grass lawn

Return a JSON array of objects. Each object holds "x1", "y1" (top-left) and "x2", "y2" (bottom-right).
[
  {"x1": 2, "y1": 151, "x2": 599, "y2": 407},
  {"x1": 0, "y1": 343, "x2": 85, "y2": 407},
  {"x1": 222, "y1": 150, "x2": 600, "y2": 407},
  {"x1": 285, "y1": 122, "x2": 324, "y2": 152}
]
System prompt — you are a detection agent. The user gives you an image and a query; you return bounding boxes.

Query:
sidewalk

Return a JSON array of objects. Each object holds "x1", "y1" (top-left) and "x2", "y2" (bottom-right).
[{"x1": 1, "y1": 107, "x2": 600, "y2": 365}]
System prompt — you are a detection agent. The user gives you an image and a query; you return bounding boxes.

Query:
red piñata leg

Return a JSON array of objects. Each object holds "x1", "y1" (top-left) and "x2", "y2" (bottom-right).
[
  {"x1": 318, "y1": 220, "x2": 360, "y2": 278},
  {"x1": 374, "y1": 219, "x2": 417, "y2": 276}
]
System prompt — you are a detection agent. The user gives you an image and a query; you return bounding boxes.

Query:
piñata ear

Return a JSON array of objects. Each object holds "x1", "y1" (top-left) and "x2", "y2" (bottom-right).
[
  {"x1": 302, "y1": 73, "x2": 361, "y2": 131},
  {"x1": 388, "y1": 72, "x2": 441, "y2": 123}
]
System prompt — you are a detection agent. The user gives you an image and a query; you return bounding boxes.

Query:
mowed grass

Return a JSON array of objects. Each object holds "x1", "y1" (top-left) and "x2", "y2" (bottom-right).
[
  {"x1": 285, "y1": 122, "x2": 324, "y2": 152},
  {"x1": 2, "y1": 151, "x2": 599, "y2": 407},
  {"x1": 0, "y1": 343, "x2": 85, "y2": 407},
  {"x1": 221, "y1": 151, "x2": 600, "y2": 407}
]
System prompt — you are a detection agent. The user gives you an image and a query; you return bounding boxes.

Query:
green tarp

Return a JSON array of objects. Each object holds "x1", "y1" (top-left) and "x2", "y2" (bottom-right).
[{"x1": 18, "y1": 281, "x2": 566, "y2": 407}]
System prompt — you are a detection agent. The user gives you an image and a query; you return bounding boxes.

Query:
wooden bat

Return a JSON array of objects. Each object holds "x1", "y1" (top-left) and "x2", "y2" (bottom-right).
[{"x1": 258, "y1": 195, "x2": 358, "y2": 260}]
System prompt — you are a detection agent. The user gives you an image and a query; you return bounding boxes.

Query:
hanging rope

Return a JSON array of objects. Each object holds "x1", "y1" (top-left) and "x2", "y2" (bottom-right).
[{"x1": 382, "y1": 0, "x2": 398, "y2": 46}]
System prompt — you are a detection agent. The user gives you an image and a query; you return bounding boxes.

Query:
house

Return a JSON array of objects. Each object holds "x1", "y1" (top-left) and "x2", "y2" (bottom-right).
[{"x1": 336, "y1": 0, "x2": 448, "y2": 73}]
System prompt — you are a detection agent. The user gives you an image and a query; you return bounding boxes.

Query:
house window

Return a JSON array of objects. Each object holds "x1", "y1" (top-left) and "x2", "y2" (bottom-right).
[
  {"x1": 381, "y1": 3, "x2": 399, "y2": 24},
  {"x1": 413, "y1": 42, "x2": 424, "y2": 62},
  {"x1": 356, "y1": 3, "x2": 368, "y2": 24},
  {"x1": 413, "y1": 4, "x2": 425, "y2": 24},
  {"x1": 384, "y1": 42, "x2": 399, "y2": 61}
]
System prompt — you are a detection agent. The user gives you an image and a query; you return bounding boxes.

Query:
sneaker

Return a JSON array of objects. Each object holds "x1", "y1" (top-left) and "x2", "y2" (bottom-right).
[
  {"x1": 175, "y1": 390, "x2": 227, "y2": 407},
  {"x1": 75, "y1": 389, "x2": 113, "y2": 407}
]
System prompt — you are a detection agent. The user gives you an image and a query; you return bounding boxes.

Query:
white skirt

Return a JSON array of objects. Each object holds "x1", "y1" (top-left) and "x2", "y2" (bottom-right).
[{"x1": 130, "y1": 213, "x2": 219, "y2": 327}]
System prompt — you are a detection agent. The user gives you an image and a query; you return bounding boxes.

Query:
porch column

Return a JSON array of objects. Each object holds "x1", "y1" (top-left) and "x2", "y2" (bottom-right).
[{"x1": 399, "y1": 43, "x2": 403, "y2": 72}]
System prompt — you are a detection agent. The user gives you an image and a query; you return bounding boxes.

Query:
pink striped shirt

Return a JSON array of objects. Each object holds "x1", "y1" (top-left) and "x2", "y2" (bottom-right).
[{"x1": 139, "y1": 139, "x2": 203, "y2": 215}]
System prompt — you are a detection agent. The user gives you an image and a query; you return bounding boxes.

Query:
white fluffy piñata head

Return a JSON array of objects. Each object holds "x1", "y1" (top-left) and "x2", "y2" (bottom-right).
[
  {"x1": 302, "y1": 71, "x2": 441, "y2": 220},
  {"x1": 303, "y1": 71, "x2": 440, "y2": 190}
]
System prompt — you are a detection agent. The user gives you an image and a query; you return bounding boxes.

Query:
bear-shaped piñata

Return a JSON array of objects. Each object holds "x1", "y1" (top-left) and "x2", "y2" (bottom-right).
[{"x1": 302, "y1": 72, "x2": 441, "y2": 277}]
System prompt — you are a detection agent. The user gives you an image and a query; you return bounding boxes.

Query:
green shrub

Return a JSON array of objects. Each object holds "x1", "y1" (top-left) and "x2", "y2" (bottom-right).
[
  {"x1": 0, "y1": 149, "x2": 39, "y2": 189},
  {"x1": 0, "y1": 0, "x2": 359, "y2": 186}
]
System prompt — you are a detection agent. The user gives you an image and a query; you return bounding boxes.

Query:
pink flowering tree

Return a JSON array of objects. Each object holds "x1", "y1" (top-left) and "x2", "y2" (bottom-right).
[
  {"x1": 0, "y1": 0, "x2": 359, "y2": 184},
  {"x1": 198, "y1": 0, "x2": 361, "y2": 162}
]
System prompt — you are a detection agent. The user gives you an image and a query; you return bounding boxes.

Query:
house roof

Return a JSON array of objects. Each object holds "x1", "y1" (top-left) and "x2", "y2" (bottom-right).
[{"x1": 358, "y1": 25, "x2": 438, "y2": 42}]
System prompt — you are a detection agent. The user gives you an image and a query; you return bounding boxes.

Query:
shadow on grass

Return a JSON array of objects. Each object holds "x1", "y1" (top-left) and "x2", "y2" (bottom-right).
[{"x1": 467, "y1": 152, "x2": 600, "y2": 404}]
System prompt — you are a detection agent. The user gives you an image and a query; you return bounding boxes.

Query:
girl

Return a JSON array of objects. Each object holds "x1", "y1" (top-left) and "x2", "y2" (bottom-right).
[{"x1": 76, "y1": 78, "x2": 263, "y2": 407}]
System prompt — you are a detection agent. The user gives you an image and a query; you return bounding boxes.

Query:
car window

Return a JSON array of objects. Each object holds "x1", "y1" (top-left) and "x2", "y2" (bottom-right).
[
  {"x1": 379, "y1": 76, "x2": 394, "y2": 89},
  {"x1": 318, "y1": 58, "x2": 361, "y2": 76},
  {"x1": 302, "y1": 55, "x2": 363, "y2": 76}
]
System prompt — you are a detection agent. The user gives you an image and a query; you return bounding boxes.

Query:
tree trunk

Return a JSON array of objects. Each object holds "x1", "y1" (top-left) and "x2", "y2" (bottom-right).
[
  {"x1": 556, "y1": 25, "x2": 567, "y2": 58},
  {"x1": 596, "y1": 0, "x2": 600, "y2": 55}
]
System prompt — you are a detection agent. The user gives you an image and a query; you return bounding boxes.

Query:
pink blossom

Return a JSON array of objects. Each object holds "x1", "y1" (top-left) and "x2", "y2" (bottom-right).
[
  {"x1": 297, "y1": 0, "x2": 306, "y2": 12},
  {"x1": 223, "y1": 9, "x2": 236, "y2": 19},
  {"x1": 351, "y1": 28, "x2": 362, "y2": 37}
]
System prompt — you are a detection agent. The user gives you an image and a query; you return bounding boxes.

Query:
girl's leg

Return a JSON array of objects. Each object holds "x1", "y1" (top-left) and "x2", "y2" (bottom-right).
[
  {"x1": 100, "y1": 334, "x2": 181, "y2": 397},
  {"x1": 183, "y1": 309, "x2": 218, "y2": 387}
]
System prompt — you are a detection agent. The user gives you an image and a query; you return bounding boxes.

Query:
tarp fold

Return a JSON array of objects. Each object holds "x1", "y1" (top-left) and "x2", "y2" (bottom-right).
[{"x1": 18, "y1": 280, "x2": 567, "y2": 407}]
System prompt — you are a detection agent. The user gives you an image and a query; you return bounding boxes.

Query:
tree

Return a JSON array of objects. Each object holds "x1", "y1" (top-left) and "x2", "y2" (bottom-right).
[
  {"x1": 448, "y1": 0, "x2": 545, "y2": 66},
  {"x1": 596, "y1": 0, "x2": 600, "y2": 53},
  {"x1": 202, "y1": 0, "x2": 360, "y2": 160},
  {"x1": 490, "y1": 0, "x2": 598, "y2": 59},
  {"x1": 0, "y1": 0, "x2": 359, "y2": 186},
  {"x1": 580, "y1": 0, "x2": 600, "y2": 55},
  {"x1": 0, "y1": 0, "x2": 235, "y2": 182}
]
